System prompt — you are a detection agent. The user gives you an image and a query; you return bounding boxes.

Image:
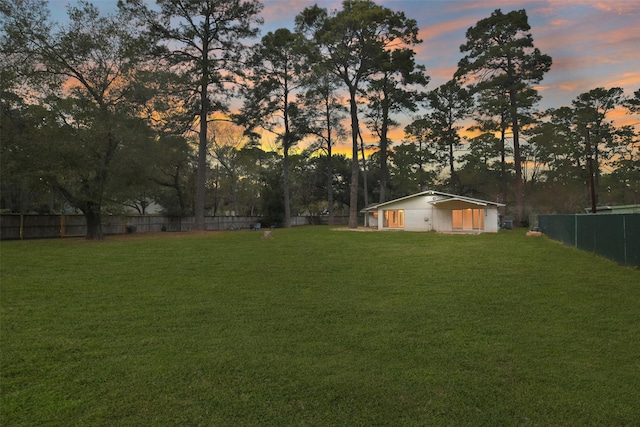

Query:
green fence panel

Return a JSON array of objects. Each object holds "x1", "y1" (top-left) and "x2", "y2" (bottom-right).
[
  {"x1": 577, "y1": 215, "x2": 626, "y2": 264},
  {"x1": 538, "y1": 214, "x2": 576, "y2": 247},
  {"x1": 538, "y1": 213, "x2": 640, "y2": 267},
  {"x1": 623, "y1": 214, "x2": 640, "y2": 267}
]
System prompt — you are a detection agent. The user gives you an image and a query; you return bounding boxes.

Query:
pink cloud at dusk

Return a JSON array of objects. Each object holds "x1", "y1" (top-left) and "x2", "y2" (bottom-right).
[
  {"x1": 261, "y1": 0, "x2": 640, "y2": 140},
  {"x1": 48, "y1": 0, "x2": 639, "y2": 131}
]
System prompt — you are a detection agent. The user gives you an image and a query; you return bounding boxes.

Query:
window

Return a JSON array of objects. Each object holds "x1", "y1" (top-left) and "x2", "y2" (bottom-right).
[
  {"x1": 452, "y1": 209, "x2": 484, "y2": 230},
  {"x1": 383, "y1": 210, "x2": 404, "y2": 228}
]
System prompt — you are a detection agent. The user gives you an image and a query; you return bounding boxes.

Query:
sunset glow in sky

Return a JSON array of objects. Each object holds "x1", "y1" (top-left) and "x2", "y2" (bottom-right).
[
  {"x1": 50, "y1": 0, "x2": 640, "y2": 149},
  {"x1": 260, "y1": 0, "x2": 639, "y2": 110}
]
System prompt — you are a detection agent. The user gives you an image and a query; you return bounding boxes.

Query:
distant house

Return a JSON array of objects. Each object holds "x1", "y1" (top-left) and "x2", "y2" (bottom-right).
[
  {"x1": 362, "y1": 190, "x2": 505, "y2": 233},
  {"x1": 584, "y1": 204, "x2": 640, "y2": 214}
]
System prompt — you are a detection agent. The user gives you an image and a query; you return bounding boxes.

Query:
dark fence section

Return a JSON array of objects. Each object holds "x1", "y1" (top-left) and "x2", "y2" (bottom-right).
[
  {"x1": 538, "y1": 214, "x2": 640, "y2": 267},
  {"x1": 0, "y1": 214, "x2": 350, "y2": 240}
]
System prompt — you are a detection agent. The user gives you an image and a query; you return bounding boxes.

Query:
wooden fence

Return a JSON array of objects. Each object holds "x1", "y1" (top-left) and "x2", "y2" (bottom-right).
[{"x1": 0, "y1": 214, "x2": 349, "y2": 240}]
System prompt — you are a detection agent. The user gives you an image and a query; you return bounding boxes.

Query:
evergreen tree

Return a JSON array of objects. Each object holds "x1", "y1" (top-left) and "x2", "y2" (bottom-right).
[
  {"x1": 296, "y1": 0, "x2": 422, "y2": 228},
  {"x1": 121, "y1": 0, "x2": 263, "y2": 230},
  {"x1": 237, "y1": 28, "x2": 311, "y2": 228},
  {"x1": 456, "y1": 9, "x2": 551, "y2": 226}
]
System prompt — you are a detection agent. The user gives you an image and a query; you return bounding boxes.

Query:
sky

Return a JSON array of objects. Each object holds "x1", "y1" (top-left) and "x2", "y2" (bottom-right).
[
  {"x1": 260, "y1": 0, "x2": 640, "y2": 114},
  {"x1": 48, "y1": 0, "x2": 640, "y2": 141}
]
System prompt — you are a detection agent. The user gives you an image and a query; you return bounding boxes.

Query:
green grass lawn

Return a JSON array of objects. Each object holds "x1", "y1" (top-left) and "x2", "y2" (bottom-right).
[{"x1": 1, "y1": 227, "x2": 639, "y2": 426}]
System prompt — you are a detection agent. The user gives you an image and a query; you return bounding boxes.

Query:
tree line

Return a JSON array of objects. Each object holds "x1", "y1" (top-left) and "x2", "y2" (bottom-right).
[{"x1": 1, "y1": 0, "x2": 638, "y2": 239}]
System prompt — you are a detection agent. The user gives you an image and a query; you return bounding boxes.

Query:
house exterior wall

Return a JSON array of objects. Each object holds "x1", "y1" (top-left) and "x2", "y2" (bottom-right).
[
  {"x1": 376, "y1": 195, "x2": 436, "y2": 231},
  {"x1": 373, "y1": 196, "x2": 425, "y2": 231},
  {"x1": 432, "y1": 206, "x2": 454, "y2": 232},
  {"x1": 484, "y1": 208, "x2": 500, "y2": 232},
  {"x1": 372, "y1": 193, "x2": 500, "y2": 233},
  {"x1": 368, "y1": 213, "x2": 378, "y2": 228},
  {"x1": 403, "y1": 207, "x2": 434, "y2": 231}
]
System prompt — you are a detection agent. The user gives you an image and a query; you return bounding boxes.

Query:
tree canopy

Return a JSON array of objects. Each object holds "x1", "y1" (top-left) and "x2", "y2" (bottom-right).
[
  {"x1": 1, "y1": 0, "x2": 638, "y2": 238},
  {"x1": 456, "y1": 9, "x2": 552, "y2": 225}
]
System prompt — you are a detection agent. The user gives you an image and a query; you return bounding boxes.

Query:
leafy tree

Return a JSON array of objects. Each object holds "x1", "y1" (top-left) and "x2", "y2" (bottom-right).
[
  {"x1": 362, "y1": 46, "x2": 429, "y2": 202},
  {"x1": 528, "y1": 107, "x2": 584, "y2": 185},
  {"x1": 458, "y1": 131, "x2": 505, "y2": 200},
  {"x1": 237, "y1": 28, "x2": 311, "y2": 228},
  {"x1": 152, "y1": 135, "x2": 196, "y2": 216},
  {"x1": 237, "y1": 142, "x2": 273, "y2": 217},
  {"x1": 301, "y1": 70, "x2": 348, "y2": 225},
  {"x1": 469, "y1": 85, "x2": 539, "y2": 206},
  {"x1": 402, "y1": 119, "x2": 440, "y2": 192},
  {"x1": 616, "y1": 89, "x2": 640, "y2": 204},
  {"x1": 607, "y1": 124, "x2": 638, "y2": 204},
  {"x1": 418, "y1": 79, "x2": 473, "y2": 193},
  {"x1": 1, "y1": 0, "x2": 154, "y2": 239},
  {"x1": 208, "y1": 121, "x2": 250, "y2": 216},
  {"x1": 456, "y1": 8, "x2": 552, "y2": 226},
  {"x1": 0, "y1": 98, "x2": 63, "y2": 213},
  {"x1": 572, "y1": 87, "x2": 625, "y2": 187},
  {"x1": 296, "y1": 0, "x2": 422, "y2": 228},
  {"x1": 625, "y1": 89, "x2": 640, "y2": 113},
  {"x1": 288, "y1": 150, "x2": 323, "y2": 217},
  {"x1": 327, "y1": 154, "x2": 353, "y2": 215},
  {"x1": 387, "y1": 143, "x2": 418, "y2": 196},
  {"x1": 121, "y1": 0, "x2": 263, "y2": 230},
  {"x1": 523, "y1": 87, "x2": 634, "y2": 212},
  {"x1": 257, "y1": 150, "x2": 285, "y2": 227}
]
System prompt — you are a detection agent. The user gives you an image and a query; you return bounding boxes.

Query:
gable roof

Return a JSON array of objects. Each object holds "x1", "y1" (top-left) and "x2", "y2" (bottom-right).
[
  {"x1": 362, "y1": 190, "x2": 505, "y2": 212},
  {"x1": 430, "y1": 197, "x2": 489, "y2": 208}
]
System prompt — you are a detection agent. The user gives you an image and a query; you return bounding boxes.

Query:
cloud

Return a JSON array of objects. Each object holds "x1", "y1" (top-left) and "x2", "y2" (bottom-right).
[
  {"x1": 260, "y1": 0, "x2": 342, "y2": 31},
  {"x1": 559, "y1": 83, "x2": 579, "y2": 92},
  {"x1": 603, "y1": 72, "x2": 640, "y2": 91},
  {"x1": 419, "y1": 16, "x2": 475, "y2": 43},
  {"x1": 590, "y1": 0, "x2": 640, "y2": 14},
  {"x1": 544, "y1": 0, "x2": 640, "y2": 14}
]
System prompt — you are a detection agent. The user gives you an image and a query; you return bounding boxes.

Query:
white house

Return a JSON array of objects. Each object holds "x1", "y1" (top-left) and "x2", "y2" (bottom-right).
[{"x1": 362, "y1": 190, "x2": 505, "y2": 233}]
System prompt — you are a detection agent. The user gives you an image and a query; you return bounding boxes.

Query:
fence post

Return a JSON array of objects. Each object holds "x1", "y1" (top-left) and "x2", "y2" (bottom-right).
[
  {"x1": 623, "y1": 215, "x2": 627, "y2": 265},
  {"x1": 60, "y1": 215, "x2": 65, "y2": 238},
  {"x1": 19, "y1": 214, "x2": 24, "y2": 240}
]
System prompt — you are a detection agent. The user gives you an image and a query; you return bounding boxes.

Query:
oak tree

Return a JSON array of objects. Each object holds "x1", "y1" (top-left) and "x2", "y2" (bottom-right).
[{"x1": 1, "y1": 0, "x2": 154, "y2": 239}]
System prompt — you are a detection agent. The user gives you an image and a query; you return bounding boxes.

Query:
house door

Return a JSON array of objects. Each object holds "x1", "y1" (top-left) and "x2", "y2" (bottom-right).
[
  {"x1": 383, "y1": 210, "x2": 404, "y2": 228},
  {"x1": 452, "y1": 209, "x2": 484, "y2": 230}
]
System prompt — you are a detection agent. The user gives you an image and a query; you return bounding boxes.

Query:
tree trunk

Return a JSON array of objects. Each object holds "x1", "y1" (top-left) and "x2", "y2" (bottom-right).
[
  {"x1": 195, "y1": 83, "x2": 208, "y2": 230},
  {"x1": 509, "y1": 89, "x2": 524, "y2": 226},
  {"x1": 379, "y1": 109, "x2": 389, "y2": 203},
  {"x1": 195, "y1": 38, "x2": 210, "y2": 230},
  {"x1": 500, "y1": 125, "x2": 507, "y2": 215},
  {"x1": 419, "y1": 140, "x2": 427, "y2": 191},
  {"x1": 324, "y1": 85, "x2": 335, "y2": 226},
  {"x1": 448, "y1": 136, "x2": 457, "y2": 193},
  {"x1": 175, "y1": 167, "x2": 186, "y2": 215},
  {"x1": 84, "y1": 203, "x2": 104, "y2": 240},
  {"x1": 359, "y1": 129, "x2": 369, "y2": 224},
  {"x1": 283, "y1": 147, "x2": 292, "y2": 228},
  {"x1": 283, "y1": 89, "x2": 292, "y2": 228},
  {"x1": 348, "y1": 88, "x2": 360, "y2": 229},
  {"x1": 232, "y1": 173, "x2": 239, "y2": 216},
  {"x1": 327, "y1": 148, "x2": 334, "y2": 226}
]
